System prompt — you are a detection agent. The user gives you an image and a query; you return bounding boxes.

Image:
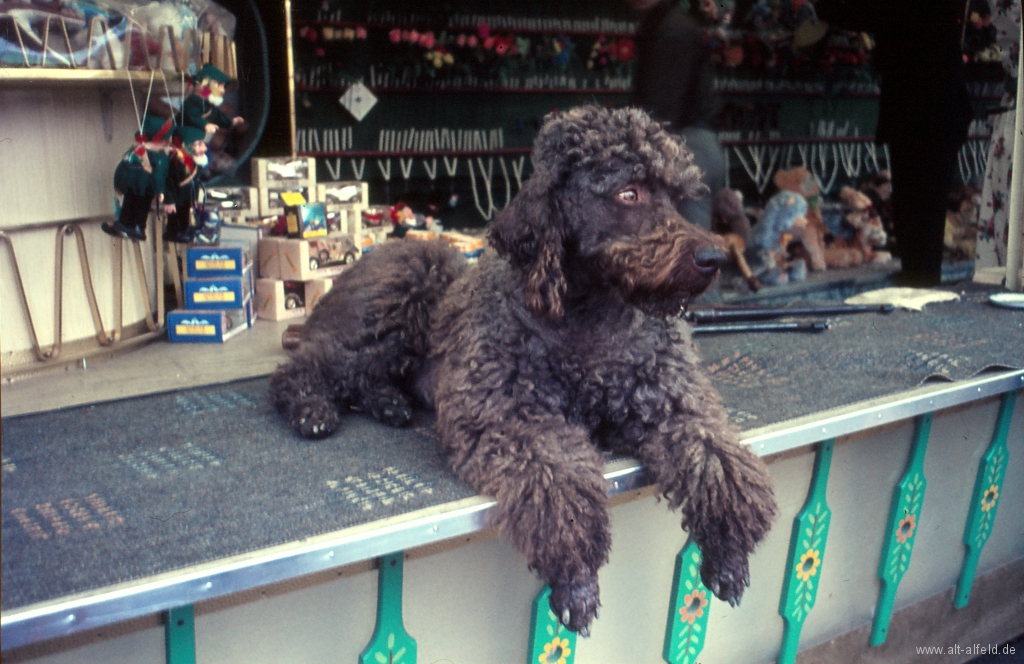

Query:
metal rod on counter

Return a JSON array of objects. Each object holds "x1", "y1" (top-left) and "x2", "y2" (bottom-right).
[
  {"x1": 691, "y1": 321, "x2": 830, "y2": 335},
  {"x1": 685, "y1": 303, "x2": 894, "y2": 325}
]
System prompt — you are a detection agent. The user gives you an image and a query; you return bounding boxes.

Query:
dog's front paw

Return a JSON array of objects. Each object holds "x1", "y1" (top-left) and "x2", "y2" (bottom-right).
[
  {"x1": 362, "y1": 390, "x2": 413, "y2": 427},
  {"x1": 549, "y1": 576, "x2": 600, "y2": 637},
  {"x1": 699, "y1": 550, "x2": 750, "y2": 607},
  {"x1": 291, "y1": 400, "x2": 340, "y2": 439}
]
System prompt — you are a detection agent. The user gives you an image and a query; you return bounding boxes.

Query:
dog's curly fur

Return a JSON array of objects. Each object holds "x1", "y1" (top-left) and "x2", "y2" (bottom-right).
[{"x1": 270, "y1": 106, "x2": 777, "y2": 635}]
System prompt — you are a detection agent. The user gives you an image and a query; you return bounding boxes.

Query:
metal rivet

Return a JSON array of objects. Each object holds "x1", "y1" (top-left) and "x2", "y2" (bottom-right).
[
  {"x1": 204, "y1": 582, "x2": 212, "y2": 590},
  {"x1": 822, "y1": 427, "x2": 827, "y2": 433},
  {"x1": 327, "y1": 551, "x2": 334, "y2": 559},
  {"x1": 432, "y1": 524, "x2": 438, "y2": 532},
  {"x1": 878, "y1": 413, "x2": 883, "y2": 419},
  {"x1": 760, "y1": 443, "x2": 765, "y2": 449},
  {"x1": 67, "y1": 614, "x2": 76, "y2": 622}
]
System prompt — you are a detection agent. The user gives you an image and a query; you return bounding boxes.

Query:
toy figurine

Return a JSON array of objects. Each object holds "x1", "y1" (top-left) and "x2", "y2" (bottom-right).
[
  {"x1": 103, "y1": 115, "x2": 174, "y2": 242},
  {"x1": 162, "y1": 126, "x2": 209, "y2": 244},
  {"x1": 747, "y1": 191, "x2": 809, "y2": 286},
  {"x1": 773, "y1": 167, "x2": 828, "y2": 271},
  {"x1": 388, "y1": 202, "x2": 442, "y2": 238},
  {"x1": 824, "y1": 186, "x2": 890, "y2": 268},
  {"x1": 181, "y1": 63, "x2": 247, "y2": 175},
  {"x1": 711, "y1": 188, "x2": 761, "y2": 291}
]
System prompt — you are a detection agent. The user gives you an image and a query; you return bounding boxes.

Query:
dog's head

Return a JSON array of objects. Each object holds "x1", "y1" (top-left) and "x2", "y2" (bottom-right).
[{"x1": 489, "y1": 106, "x2": 726, "y2": 318}]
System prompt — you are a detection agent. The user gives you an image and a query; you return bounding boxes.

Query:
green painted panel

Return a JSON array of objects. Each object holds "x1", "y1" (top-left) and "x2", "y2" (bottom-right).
[
  {"x1": 528, "y1": 585, "x2": 577, "y2": 664},
  {"x1": 871, "y1": 413, "x2": 933, "y2": 646},
  {"x1": 662, "y1": 540, "x2": 711, "y2": 664},
  {"x1": 165, "y1": 605, "x2": 196, "y2": 664},
  {"x1": 955, "y1": 391, "x2": 1017, "y2": 609},
  {"x1": 777, "y1": 439, "x2": 834, "y2": 664},
  {"x1": 360, "y1": 552, "x2": 417, "y2": 664}
]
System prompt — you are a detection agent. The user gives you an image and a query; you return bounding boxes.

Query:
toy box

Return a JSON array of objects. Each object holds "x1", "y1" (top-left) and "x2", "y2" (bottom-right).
[
  {"x1": 252, "y1": 157, "x2": 317, "y2": 190},
  {"x1": 184, "y1": 270, "x2": 254, "y2": 311},
  {"x1": 441, "y1": 231, "x2": 485, "y2": 259},
  {"x1": 255, "y1": 278, "x2": 307, "y2": 321},
  {"x1": 259, "y1": 186, "x2": 315, "y2": 217},
  {"x1": 257, "y1": 237, "x2": 285, "y2": 279},
  {"x1": 185, "y1": 245, "x2": 251, "y2": 279},
  {"x1": 318, "y1": 181, "x2": 368, "y2": 207},
  {"x1": 284, "y1": 202, "x2": 328, "y2": 239},
  {"x1": 278, "y1": 237, "x2": 353, "y2": 281},
  {"x1": 304, "y1": 277, "x2": 338, "y2": 315},
  {"x1": 167, "y1": 304, "x2": 252, "y2": 343},
  {"x1": 202, "y1": 186, "x2": 260, "y2": 220}
]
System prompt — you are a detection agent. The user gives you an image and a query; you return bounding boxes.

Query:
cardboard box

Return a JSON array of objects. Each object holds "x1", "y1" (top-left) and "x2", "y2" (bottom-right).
[
  {"x1": 184, "y1": 270, "x2": 253, "y2": 310},
  {"x1": 284, "y1": 202, "x2": 328, "y2": 239},
  {"x1": 255, "y1": 278, "x2": 307, "y2": 321},
  {"x1": 257, "y1": 237, "x2": 284, "y2": 279},
  {"x1": 326, "y1": 208, "x2": 363, "y2": 236},
  {"x1": 219, "y1": 224, "x2": 266, "y2": 267},
  {"x1": 259, "y1": 186, "x2": 314, "y2": 217},
  {"x1": 185, "y1": 245, "x2": 250, "y2": 279},
  {"x1": 304, "y1": 277, "x2": 338, "y2": 315},
  {"x1": 167, "y1": 307, "x2": 250, "y2": 343},
  {"x1": 318, "y1": 181, "x2": 368, "y2": 207},
  {"x1": 202, "y1": 186, "x2": 259, "y2": 220},
  {"x1": 252, "y1": 157, "x2": 317, "y2": 190},
  {"x1": 441, "y1": 231, "x2": 486, "y2": 259},
  {"x1": 279, "y1": 237, "x2": 351, "y2": 281}
]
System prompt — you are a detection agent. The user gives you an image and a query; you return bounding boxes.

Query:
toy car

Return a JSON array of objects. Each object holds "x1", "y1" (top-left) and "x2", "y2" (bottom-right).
[{"x1": 307, "y1": 235, "x2": 360, "y2": 271}]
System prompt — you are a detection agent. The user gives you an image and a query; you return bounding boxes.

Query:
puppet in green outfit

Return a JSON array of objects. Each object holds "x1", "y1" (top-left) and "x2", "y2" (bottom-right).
[
  {"x1": 182, "y1": 63, "x2": 244, "y2": 139},
  {"x1": 162, "y1": 125, "x2": 209, "y2": 244},
  {"x1": 103, "y1": 115, "x2": 174, "y2": 242}
]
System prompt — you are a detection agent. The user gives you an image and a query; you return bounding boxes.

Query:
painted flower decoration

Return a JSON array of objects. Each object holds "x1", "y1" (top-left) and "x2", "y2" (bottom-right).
[
  {"x1": 895, "y1": 513, "x2": 917, "y2": 543},
  {"x1": 539, "y1": 636, "x2": 571, "y2": 664},
  {"x1": 679, "y1": 589, "x2": 709, "y2": 624},
  {"x1": 980, "y1": 484, "x2": 999, "y2": 512},
  {"x1": 611, "y1": 38, "x2": 635, "y2": 61},
  {"x1": 795, "y1": 548, "x2": 821, "y2": 581},
  {"x1": 355, "y1": 26, "x2": 367, "y2": 39},
  {"x1": 456, "y1": 33, "x2": 467, "y2": 47},
  {"x1": 418, "y1": 31, "x2": 436, "y2": 49},
  {"x1": 389, "y1": 28, "x2": 401, "y2": 43}
]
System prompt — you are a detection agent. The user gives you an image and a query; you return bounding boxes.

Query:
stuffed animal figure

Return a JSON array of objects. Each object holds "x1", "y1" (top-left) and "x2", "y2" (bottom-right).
[
  {"x1": 824, "y1": 186, "x2": 890, "y2": 268},
  {"x1": 773, "y1": 167, "x2": 828, "y2": 271},
  {"x1": 944, "y1": 184, "x2": 980, "y2": 261},
  {"x1": 747, "y1": 191, "x2": 809, "y2": 286},
  {"x1": 711, "y1": 188, "x2": 761, "y2": 291},
  {"x1": 859, "y1": 170, "x2": 894, "y2": 242}
]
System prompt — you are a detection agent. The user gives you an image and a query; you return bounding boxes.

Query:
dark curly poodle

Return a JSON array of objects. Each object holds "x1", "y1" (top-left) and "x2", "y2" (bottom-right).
[{"x1": 270, "y1": 106, "x2": 777, "y2": 635}]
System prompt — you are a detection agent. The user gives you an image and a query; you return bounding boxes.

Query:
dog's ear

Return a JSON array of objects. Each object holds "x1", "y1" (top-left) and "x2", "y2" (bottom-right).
[{"x1": 488, "y1": 176, "x2": 567, "y2": 318}]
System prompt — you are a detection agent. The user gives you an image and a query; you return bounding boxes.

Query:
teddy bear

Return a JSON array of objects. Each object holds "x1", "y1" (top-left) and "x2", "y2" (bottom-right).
[
  {"x1": 824, "y1": 186, "x2": 891, "y2": 268},
  {"x1": 859, "y1": 170, "x2": 894, "y2": 244},
  {"x1": 746, "y1": 190, "x2": 809, "y2": 286},
  {"x1": 943, "y1": 183, "x2": 980, "y2": 262},
  {"x1": 711, "y1": 188, "x2": 762, "y2": 291},
  {"x1": 773, "y1": 167, "x2": 828, "y2": 271}
]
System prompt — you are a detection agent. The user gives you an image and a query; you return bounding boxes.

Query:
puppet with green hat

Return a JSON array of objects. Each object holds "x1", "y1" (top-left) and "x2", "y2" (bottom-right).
[
  {"x1": 181, "y1": 63, "x2": 245, "y2": 139},
  {"x1": 102, "y1": 115, "x2": 174, "y2": 242},
  {"x1": 161, "y1": 125, "x2": 209, "y2": 244}
]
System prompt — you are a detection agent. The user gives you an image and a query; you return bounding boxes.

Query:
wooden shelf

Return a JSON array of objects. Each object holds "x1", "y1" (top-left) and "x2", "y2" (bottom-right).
[
  {"x1": 0, "y1": 67, "x2": 187, "y2": 87},
  {"x1": 300, "y1": 86, "x2": 630, "y2": 95},
  {"x1": 294, "y1": 18, "x2": 635, "y2": 37}
]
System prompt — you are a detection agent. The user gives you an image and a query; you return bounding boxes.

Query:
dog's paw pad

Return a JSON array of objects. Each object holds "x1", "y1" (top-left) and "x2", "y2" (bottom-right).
[
  {"x1": 365, "y1": 394, "x2": 413, "y2": 427},
  {"x1": 292, "y1": 402, "x2": 339, "y2": 439},
  {"x1": 549, "y1": 577, "x2": 600, "y2": 635}
]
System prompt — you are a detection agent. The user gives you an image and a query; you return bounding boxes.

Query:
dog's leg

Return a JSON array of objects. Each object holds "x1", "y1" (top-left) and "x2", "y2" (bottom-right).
[
  {"x1": 268, "y1": 343, "x2": 343, "y2": 439},
  {"x1": 438, "y1": 407, "x2": 611, "y2": 635},
  {"x1": 632, "y1": 353, "x2": 777, "y2": 607}
]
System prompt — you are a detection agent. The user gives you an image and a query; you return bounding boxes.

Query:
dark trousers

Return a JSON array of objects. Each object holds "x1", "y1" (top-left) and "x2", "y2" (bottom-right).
[
  {"x1": 118, "y1": 191, "x2": 154, "y2": 233},
  {"x1": 888, "y1": 133, "x2": 963, "y2": 286},
  {"x1": 165, "y1": 207, "x2": 192, "y2": 236}
]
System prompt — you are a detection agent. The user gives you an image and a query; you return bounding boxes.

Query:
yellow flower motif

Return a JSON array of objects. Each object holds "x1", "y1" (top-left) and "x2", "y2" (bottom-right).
[
  {"x1": 795, "y1": 549, "x2": 821, "y2": 581},
  {"x1": 443, "y1": 53, "x2": 454, "y2": 65},
  {"x1": 679, "y1": 588, "x2": 708, "y2": 624},
  {"x1": 539, "y1": 636, "x2": 571, "y2": 664},
  {"x1": 895, "y1": 513, "x2": 917, "y2": 543},
  {"x1": 980, "y1": 484, "x2": 999, "y2": 512}
]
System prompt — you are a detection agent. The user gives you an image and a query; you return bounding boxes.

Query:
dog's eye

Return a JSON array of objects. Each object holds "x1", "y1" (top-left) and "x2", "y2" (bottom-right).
[{"x1": 617, "y1": 188, "x2": 640, "y2": 203}]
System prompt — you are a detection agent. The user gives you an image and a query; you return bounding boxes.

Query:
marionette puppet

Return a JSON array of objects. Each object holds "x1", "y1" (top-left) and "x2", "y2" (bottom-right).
[
  {"x1": 181, "y1": 63, "x2": 246, "y2": 174},
  {"x1": 102, "y1": 115, "x2": 174, "y2": 242},
  {"x1": 162, "y1": 126, "x2": 209, "y2": 244},
  {"x1": 388, "y1": 202, "x2": 442, "y2": 238},
  {"x1": 747, "y1": 190, "x2": 809, "y2": 286}
]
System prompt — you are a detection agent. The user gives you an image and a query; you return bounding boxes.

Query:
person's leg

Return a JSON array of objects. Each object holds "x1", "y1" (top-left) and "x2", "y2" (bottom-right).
[
  {"x1": 678, "y1": 126, "x2": 726, "y2": 230},
  {"x1": 888, "y1": 134, "x2": 961, "y2": 286}
]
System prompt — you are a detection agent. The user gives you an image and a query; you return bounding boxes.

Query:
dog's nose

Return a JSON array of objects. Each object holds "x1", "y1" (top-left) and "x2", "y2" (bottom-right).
[{"x1": 693, "y1": 246, "x2": 728, "y2": 275}]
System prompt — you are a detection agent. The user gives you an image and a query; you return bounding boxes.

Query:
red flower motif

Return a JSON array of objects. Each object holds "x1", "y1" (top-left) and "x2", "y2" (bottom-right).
[
  {"x1": 355, "y1": 26, "x2": 367, "y2": 39},
  {"x1": 483, "y1": 36, "x2": 495, "y2": 50},
  {"x1": 419, "y1": 31, "x2": 435, "y2": 49},
  {"x1": 477, "y1": 23, "x2": 490, "y2": 40},
  {"x1": 389, "y1": 29, "x2": 401, "y2": 43},
  {"x1": 612, "y1": 38, "x2": 635, "y2": 61},
  {"x1": 467, "y1": 35, "x2": 478, "y2": 48},
  {"x1": 456, "y1": 33, "x2": 467, "y2": 47}
]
